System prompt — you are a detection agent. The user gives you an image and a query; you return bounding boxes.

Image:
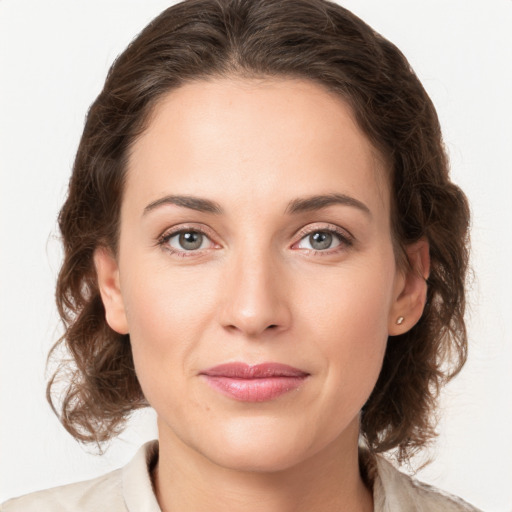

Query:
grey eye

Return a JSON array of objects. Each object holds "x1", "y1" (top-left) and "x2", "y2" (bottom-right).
[
  {"x1": 309, "y1": 231, "x2": 333, "y2": 250},
  {"x1": 168, "y1": 231, "x2": 207, "y2": 251},
  {"x1": 296, "y1": 230, "x2": 342, "y2": 251},
  {"x1": 179, "y1": 231, "x2": 203, "y2": 250}
]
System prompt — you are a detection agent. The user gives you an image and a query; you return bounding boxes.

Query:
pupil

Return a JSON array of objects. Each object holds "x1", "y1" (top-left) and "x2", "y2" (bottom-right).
[
  {"x1": 179, "y1": 231, "x2": 202, "y2": 250},
  {"x1": 310, "y1": 231, "x2": 332, "y2": 250}
]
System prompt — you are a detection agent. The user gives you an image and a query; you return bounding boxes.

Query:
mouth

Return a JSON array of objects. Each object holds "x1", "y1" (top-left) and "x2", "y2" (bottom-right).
[{"x1": 200, "y1": 362, "x2": 310, "y2": 402}]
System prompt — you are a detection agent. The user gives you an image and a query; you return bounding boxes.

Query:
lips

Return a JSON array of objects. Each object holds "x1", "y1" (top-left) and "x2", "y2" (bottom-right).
[{"x1": 200, "y1": 362, "x2": 309, "y2": 402}]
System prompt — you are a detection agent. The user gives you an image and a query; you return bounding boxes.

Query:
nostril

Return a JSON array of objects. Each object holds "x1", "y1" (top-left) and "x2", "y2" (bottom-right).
[{"x1": 267, "y1": 324, "x2": 278, "y2": 329}]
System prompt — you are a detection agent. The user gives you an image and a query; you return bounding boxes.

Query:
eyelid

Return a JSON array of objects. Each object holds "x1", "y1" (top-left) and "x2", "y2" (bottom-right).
[
  {"x1": 156, "y1": 222, "x2": 354, "y2": 257},
  {"x1": 158, "y1": 223, "x2": 217, "y2": 240},
  {"x1": 291, "y1": 223, "x2": 354, "y2": 252},
  {"x1": 157, "y1": 223, "x2": 221, "y2": 254}
]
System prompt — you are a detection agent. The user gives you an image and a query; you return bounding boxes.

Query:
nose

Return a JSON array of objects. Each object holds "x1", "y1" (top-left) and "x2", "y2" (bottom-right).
[{"x1": 218, "y1": 248, "x2": 292, "y2": 338}]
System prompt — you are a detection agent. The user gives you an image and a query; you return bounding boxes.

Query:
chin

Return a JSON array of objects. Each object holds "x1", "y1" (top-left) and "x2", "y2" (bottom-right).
[
  {"x1": 206, "y1": 442, "x2": 304, "y2": 473},
  {"x1": 191, "y1": 417, "x2": 318, "y2": 473}
]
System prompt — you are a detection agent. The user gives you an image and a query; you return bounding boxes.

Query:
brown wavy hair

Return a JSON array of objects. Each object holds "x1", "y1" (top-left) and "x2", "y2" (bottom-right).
[{"x1": 47, "y1": 0, "x2": 470, "y2": 463}]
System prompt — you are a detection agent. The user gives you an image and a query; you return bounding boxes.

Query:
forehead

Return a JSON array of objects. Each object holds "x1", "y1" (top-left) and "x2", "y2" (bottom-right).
[{"x1": 125, "y1": 77, "x2": 389, "y2": 215}]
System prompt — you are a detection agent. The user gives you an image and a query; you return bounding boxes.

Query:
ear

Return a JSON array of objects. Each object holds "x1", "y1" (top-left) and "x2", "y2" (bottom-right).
[
  {"x1": 93, "y1": 246, "x2": 129, "y2": 335},
  {"x1": 388, "y1": 239, "x2": 430, "y2": 336}
]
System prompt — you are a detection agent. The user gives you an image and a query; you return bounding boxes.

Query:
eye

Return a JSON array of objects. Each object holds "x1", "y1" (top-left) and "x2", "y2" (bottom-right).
[
  {"x1": 297, "y1": 230, "x2": 341, "y2": 251},
  {"x1": 293, "y1": 226, "x2": 353, "y2": 254},
  {"x1": 163, "y1": 229, "x2": 214, "y2": 252}
]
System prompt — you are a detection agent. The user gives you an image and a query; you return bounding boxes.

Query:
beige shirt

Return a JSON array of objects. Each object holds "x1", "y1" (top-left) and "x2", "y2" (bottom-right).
[{"x1": 1, "y1": 441, "x2": 482, "y2": 511}]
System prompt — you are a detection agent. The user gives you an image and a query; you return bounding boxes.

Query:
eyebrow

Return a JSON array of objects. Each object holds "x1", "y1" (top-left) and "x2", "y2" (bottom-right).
[
  {"x1": 285, "y1": 193, "x2": 371, "y2": 216},
  {"x1": 143, "y1": 192, "x2": 371, "y2": 217},
  {"x1": 143, "y1": 195, "x2": 223, "y2": 215}
]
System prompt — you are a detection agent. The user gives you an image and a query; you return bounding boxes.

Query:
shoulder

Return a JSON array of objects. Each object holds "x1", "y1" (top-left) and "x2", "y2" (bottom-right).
[
  {"x1": 1, "y1": 440, "x2": 160, "y2": 512},
  {"x1": 0, "y1": 469, "x2": 124, "y2": 512},
  {"x1": 372, "y1": 455, "x2": 483, "y2": 512}
]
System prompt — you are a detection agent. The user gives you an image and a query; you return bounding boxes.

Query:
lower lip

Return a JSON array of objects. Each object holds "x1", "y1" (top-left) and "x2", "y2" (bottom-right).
[{"x1": 202, "y1": 375, "x2": 308, "y2": 402}]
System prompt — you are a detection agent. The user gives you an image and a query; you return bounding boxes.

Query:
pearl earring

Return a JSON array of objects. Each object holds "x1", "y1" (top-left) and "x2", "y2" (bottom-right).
[{"x1": 396, "y1": 316, "x2": 405, "y2": 325}]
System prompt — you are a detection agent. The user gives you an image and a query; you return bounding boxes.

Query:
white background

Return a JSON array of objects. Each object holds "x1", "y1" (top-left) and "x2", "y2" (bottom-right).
[{"x1": 1, "y1": 1, "x2": 511, "y2": 510}]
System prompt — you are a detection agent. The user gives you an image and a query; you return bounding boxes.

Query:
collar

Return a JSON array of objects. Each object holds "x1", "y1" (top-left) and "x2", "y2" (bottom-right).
[
  {"x1": 121, "y1": 440, "x2": 476, "y2": 512},
  {"x1": 122, "y1": 440, "x2": 161, "y2": 512}
]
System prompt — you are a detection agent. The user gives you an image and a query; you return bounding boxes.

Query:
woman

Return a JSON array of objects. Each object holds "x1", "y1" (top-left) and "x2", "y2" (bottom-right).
[{"x1": 1, "y1": 0, "x2": 482, "y2": 510}]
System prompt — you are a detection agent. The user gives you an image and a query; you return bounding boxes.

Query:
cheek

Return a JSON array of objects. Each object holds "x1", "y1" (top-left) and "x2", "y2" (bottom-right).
[
  {"x1": 122, "y1": 252, "x2": 219, "y2": 334},
  {"x1": 299, "y1": 258, "x2": 395, "y2": 396},
  {"x1": 299, "y1": 256, "x2": 395, "y2": 341},
  {"x1": 119, "y1": 260, "x2": 219, "y2": 393}
]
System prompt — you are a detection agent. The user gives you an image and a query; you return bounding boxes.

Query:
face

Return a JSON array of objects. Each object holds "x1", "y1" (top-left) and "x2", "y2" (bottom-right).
[{"x1": 95, "y1": 78, "x2": 428, "y2": 473}]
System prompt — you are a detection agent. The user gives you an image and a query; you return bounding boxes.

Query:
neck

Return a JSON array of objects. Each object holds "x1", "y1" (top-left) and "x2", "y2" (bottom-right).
[{"x1": 153, "y1": 419, "x2": 373, "y2": 512}]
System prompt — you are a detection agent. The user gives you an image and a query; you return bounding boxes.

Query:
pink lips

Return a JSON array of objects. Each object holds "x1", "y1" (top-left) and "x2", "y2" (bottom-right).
[{"x1": 200, "y1": 363, "x2": 309, "y2": 402}]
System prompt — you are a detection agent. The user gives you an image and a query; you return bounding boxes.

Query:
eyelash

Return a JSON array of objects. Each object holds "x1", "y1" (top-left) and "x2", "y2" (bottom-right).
[
  {"x1": 293, "y1": 224, "x2": 354, "y2": 256},
  {"x1": 157, "y1": 224, "x2": 217, "y2": 258},
  {"x1": 157, "y1": 223, "x2": 354, "y2": 258}
]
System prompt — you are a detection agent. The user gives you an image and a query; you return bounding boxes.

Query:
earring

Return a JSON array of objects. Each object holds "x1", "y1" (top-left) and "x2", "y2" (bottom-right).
[{"x1": 396, "y1": 316, "x2": 405, "y2": 325}]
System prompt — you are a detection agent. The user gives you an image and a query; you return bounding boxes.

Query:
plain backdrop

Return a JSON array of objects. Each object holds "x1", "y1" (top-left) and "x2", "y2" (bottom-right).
[{"x1": 1, "y1": 1, "x2": 511, "y2": 510}]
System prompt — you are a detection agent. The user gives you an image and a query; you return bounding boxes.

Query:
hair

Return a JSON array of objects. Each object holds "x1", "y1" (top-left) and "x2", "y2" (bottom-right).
[{"x1": 47, "y1": 0, "x2": 470, "y2": 463}]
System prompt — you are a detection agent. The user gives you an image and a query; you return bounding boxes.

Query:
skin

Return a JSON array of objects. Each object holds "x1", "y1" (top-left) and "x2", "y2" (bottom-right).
[{"x1": 95, "y1": 77, "x2": 429, "y2": 512}]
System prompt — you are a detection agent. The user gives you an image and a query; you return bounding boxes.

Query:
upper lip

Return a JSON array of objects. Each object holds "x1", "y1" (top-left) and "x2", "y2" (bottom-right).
[{"x1": 200, "y1": 362, "x2": 309, "y2": 379}]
